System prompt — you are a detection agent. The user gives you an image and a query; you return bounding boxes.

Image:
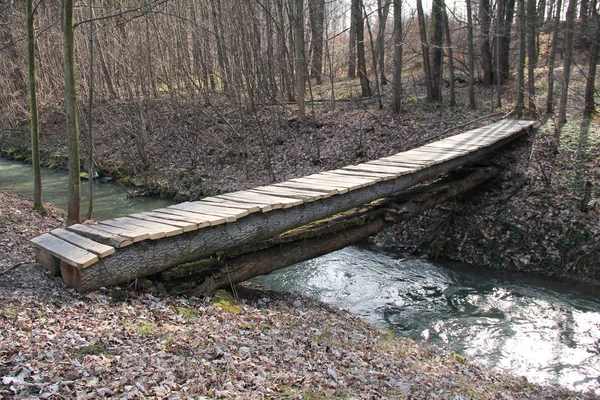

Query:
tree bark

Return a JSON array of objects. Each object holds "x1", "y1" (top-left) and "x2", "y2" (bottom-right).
[
  {"x1": 62, "y1": 0, "x2": 81, "y2": 226},
  {"x1": 443, "y1": 0, "x2": 456, "y2": 106},
  {"x1": 292, "y1": 0, "x2": 306, "y2": 115},
  {"x1": 527, "y1": 0, "x2": 537, "y2": 116},
  {"x1": 348, "y1": 0, "x2": 358, "y2": 78},
  {"x1": 26, "y1": 0, "x2": 43, "y2": 210},
  {"x1": 496, "y1": 0, "x2": 503, "y2": 107},
  {"x1": 377, "y1": 0, "x2": 392, "y2": 85},
  {"x1": 355, "y1": 0, "x2": 372, "y2": 97},
  {"x1": 393, "y1": 0, "x2": 403, "y2": 114},
  {"x1": 181, "y1": 167, "x2": 500, "y2": 296},
  {"x1": 583, "y1": 10, "x2": 599, "y2": 118},
  {"x1": 416, "y1": 0, "x2": 434, "y2": 101},
  {"x1": 86, "y1": 0, "x2": 95, "y2": 220},
  {"x1": 545, "y1": 0, "x2": 562, "y2": 114},
  {"x1": 480, "y1": 0, "x2": 494, "y2": 86},
  {"x1": 309, "y1": 0, "x2": 325, "y2": 85},
  {"x1": 466, "y1": 0, "x2": 476, "y2": 108},
  {"x1": 431, "y1": 0, "x2": 444, "y2": 101},
  {"x1": 557, "y1": 0, "x2": 578, "y2": 127},
  {"x1": 501, "y1": 0, "x2": 516, "y2": 81},
  {"x1": 515, "y1": 0, "x2": 527, "y2": 117}
]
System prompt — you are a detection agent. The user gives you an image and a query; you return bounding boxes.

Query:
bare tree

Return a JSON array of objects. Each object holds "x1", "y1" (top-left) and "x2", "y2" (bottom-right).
[
  {"x1": 377, "y1": 0, "x2": 392, "y2": 85},
  {"x1": 443, "y1": 0, "x2": 456, "y2": 106},
  {"x1": 292, "y1": 0, "x2": 306, "y2": 115},
  {"x1": 583, "y1": 9, "x2": 599, "y2": 118},
  {"x1": 354, "y1": 0, "x2": 371, "y2": 97},
  {"x1": 62, "y1": 0, "x2": 81, "y2": 225},
  {"x1": 480, "y1": 0, "x2": 493, "y2": 86},
  {"x1": 26, "y1": 0, "x2": 43, "y2": 209},
  {"x1": 557, "y1": 0, "x2": 578, "y2": 127},
  {"x1": 515, "y1": 0, "x2": 527, "y2": 117},
  {"x1": 526, "y1": 0, "x2": 537, "y2": 116},
  {"x1": 431, "y1": 0, "x2": 443, "y2": 101},
  {"x1": 546, "y1": 0, "x2": 562, "y2": 114},
  {"x1": 466, "y1": 0, "x2": 476, "y2": 108},
  {"x1": 393, "y1": 0, "x2": 403, "y2": 113},
  {"x1": 416, "y1": 0, "x2": 434, "y2": 101},
  {"x1": 309, "y1": 0, "x2": 325, "y2": 85}
]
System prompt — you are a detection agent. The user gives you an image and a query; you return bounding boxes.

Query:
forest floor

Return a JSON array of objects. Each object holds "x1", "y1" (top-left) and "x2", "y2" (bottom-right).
[{"x1": 0, "y1": 190, "x2": 594, "y2": 399}]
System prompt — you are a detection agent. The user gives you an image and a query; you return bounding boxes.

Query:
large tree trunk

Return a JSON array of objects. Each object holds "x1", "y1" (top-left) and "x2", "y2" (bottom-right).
[
  {"x1": 431, "y1": 0, "x2": 443, "y2": 101},
  {"x1": 292, "y1": 0, "x2": 306, "y2": 115},
  {"x1": 309, "y1": 0, "x2": 325, "y2": 85},
  {"x1": 443, "y1": 0, "x2": 456, "y2": 107},
  {"x1": 501, "y1": 0, "x2": 516, "y2": 81},
  {"x1": 355, "y1": 0, "x2": 372, "y2": 97},
  {"x1": 62, "y1": 0, "x2": 81, "y2": 226},
  {"x1": 416, "y1": 0, "x2": 434, "y2": 101},
  {"x1": 526, "y1": 0, "x2": 537, "y2": 116},
  {"x1": 583, "y1": 10, "x2": 599, "y2": 118},
  {"x1": 545, "y1": 0, "x2": 562, "y2": 114},
  {"x1": 557, "y1": 0, "x2": 578, "y2": 127},
  {"x1": 180, "y1": 167, "x2": 500, "y2": 297},
  {"x1": 348, "y1": 0, "x2": 358, "y2": 78},
  {"x1": 86, "y1": 0, "x2": 95, "y2": 220},
  {"x1": 515, "y1": 0, "x2": 527, "y2": 117},
  {"x1": 496, "y1": 0, "x2": 503, "y2": 107},
  {"x1": 466, "y1": 0, "x2": 476, "y2": 108},
  {"x1": 377, "y1": 0, "x2": 392, "y2": 85},
  {"x1": 27, "y1": 0, "x2": 43, "y2": 210},
  {"x1": 480, "y1": 0, "x2": 494, "y2": 86},
  {"x1": 393, "y1": 0, "x2": 403, "y2": 114}
]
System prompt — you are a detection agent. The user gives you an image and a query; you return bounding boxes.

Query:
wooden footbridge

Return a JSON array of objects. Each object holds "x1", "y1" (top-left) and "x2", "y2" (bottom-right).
[{"x1": 31, "y1": 120, "x2": 537, "y2": 292}]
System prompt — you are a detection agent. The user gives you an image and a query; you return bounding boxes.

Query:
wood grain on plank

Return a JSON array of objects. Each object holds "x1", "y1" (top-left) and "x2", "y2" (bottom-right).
[
  {"x1": 66, "y1": 224, "x2": 133, "y2": 248},
  {"x1": 169, "y1": 202, "x2": 249, "y2": 218},
  {"x1": 250, "y1": 186, "x2": 328, "y2": 202},
  {"x1": 153, "y1": 208, "x2": 227, "y2": 226},
  {"x1": 100, "y1": 218, "x2": 165, "y2": 240},
  {"x1": 220, "y1": 191, "x2": 304, "y2": 208},
  {"x1": 199, "y1": 198, "x2": 263, "y2": 213},
  {"x1": 50, "y1": 228, "x2": 115, "y2": 258},
  {"x1": 76, "y1": 223, "x2": 149, "y2": 243},
  {"x1": 129, "y1": 213, "x2": 199, "y2": 232},
  {"x1": 31, "y1": 233, "x2": 98, "y2": 269},
  {"x1": 114, "y1": 216, "x2": 184, "y2": 237}
]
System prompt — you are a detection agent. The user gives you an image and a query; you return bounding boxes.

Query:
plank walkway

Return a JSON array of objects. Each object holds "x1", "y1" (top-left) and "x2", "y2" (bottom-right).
[{"x1": 31, "y1": 119, "x2": 537, "y2": 291}]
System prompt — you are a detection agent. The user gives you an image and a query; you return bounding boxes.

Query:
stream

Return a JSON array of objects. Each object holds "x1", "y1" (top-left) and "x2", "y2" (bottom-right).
[{"x1": 2, "y1": 157, "x2": 599, "y2": 394}]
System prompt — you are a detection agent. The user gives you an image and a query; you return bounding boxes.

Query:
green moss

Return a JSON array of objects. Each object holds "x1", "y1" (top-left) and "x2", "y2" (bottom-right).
[
  {"x1": 76, "y1": 343, "x2": 105, "y2": 356},
  {"x1": 136, "y1": 322, "x2": 156, "y2": 334},
  {"x1": 176, "y1": 307, "x2": 198, "y2": 320},
  {"x1": 451, "y1": 351, "x2": 467, "y2": 364},
  {"x1": 211, "y1": 290, "x2": 243, "y2": 314}
]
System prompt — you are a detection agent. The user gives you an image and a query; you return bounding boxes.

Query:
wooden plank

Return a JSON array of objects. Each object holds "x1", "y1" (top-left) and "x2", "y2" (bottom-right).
[
  {"x1": 291, "y1": 175, "x2": 366, "y2": 192},
  {"x1": 66, "y1": 224, "x2": 133, "y2": 248},
  {"x1": 153, "y1": 208, "x2": 227, "y2": 226},
  {"x1": 50, "y1": 228, "x2": 116, "y2": 258},
  {"x1": 129, "y1": 213, "x2": 199, "y2": 232},
  {"x1": 100, "y1": 218, "x2": 165, "y2": 240},
  {"x1": 31, "y1": 233, "x2": 98, "y2": 269},
  {"x1": 169, "y1": 202, "x2": 249, "y2": 219},
  {"x1": 112, "y1": 216, "x2": 184, "y2": 238},
  {"x1": 273, "y1": 181, "x2": 340, "y2": 195},
  {"x1": 312, "y1": 172, "x2": 377, "y2": 187},
  {"x1": 220, "y1": 191, "x2": 304, "y2": 208},
  {"x1": 418, "y1": 145, "x2": 470, "y2": 155},
  {"x1": 203, "y1": 197, "x2": 273, "y2": 212},
  {"x1": 287, "y1": 177, "x2": 353, "y2": 193},
  {"x1": 324, "y1": 169, "x2": 390, "y2": 181},
  {"x1": 369, "y1": 158, "x2": 428, "y2": 169},
  {"x1": 250, "y1": 186, "x2": 329, "y2": 202},
  {"x1": 343, "y1": 163, "x2": 412, "y2": 176},
  {"x1": 199, "y1": 198, "x2": 263, "y2": 213},
  {"x1": 143, "y1": 210, "x2": 211, "y2": 228}
]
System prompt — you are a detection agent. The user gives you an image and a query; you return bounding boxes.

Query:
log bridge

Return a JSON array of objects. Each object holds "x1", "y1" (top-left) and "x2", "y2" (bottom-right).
[{"x1": 31, "y1": 120, "x2": 537, "y2": 293}]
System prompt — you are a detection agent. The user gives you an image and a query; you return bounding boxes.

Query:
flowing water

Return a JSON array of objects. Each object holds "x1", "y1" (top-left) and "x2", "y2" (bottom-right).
[
  {"x1": 2, "y1": 157, "x2": 599, "y2": 393},
  {"x1": 0, "y1": 157, "x2": 172, "y2": 219},
  {"x1": 253, "y1": 245, "x2": 600, "y2": 394}
]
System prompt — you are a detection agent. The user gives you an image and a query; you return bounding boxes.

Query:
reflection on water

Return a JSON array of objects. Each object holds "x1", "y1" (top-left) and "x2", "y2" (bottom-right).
[
  {"x1": 0, "y1": 157, "x2": 173, "y2": 220},
  {"x1": 253, "y1": 245, "x2": 600, "y2": 393}
]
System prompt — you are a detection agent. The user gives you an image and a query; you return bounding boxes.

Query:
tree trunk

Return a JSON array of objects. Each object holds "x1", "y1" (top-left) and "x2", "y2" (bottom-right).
[
  {"x1": 501, "y1": 0, "x2": 516, "y2": 81},
  {"x1": 309, "y1": 0, "x2": 325, "y2": 85},
  {"x1": 515, "y1": 0, "x2": 527, "y2": 117},
  {"x1": 292, "y1": 0, "x2": 306, "y2": 115},
  {"x1": 443, "y1": 0, "x2": 456, "y2": 106},
  {"x1": 355, "y1": 0, "x2": 372, "y2": 97},
  {"x1": 276, "y1": 0, "x2": 295, "y2": 102},
  {"x1": 377, "y1": 0, "x2": 392, "y2": 85},
  {"x1": 348, "y1": 0, "x2": 358, "y2": 78},
  {"x1": 62, "y1": 0, "x2": 81, "y2": 226},
  {"x1": 496, "y1": 0, "x2": 503, "y2": 107},
  {"x1": 466, "y1": 0, "x2": 476, "y2": 108},
  {"x1": 557, "y1": 0, "x2": 578, "y2": 127},
  {"x1": 583, "y1": 11, "x2": 599, "y2": 118},
  {"x1": 480, "y1": 0, "x2": 494, "y2": 86},
  {"x1": 26, "y1": 0, "x2": 43, "y2": 210},
  {"x1": 431, "y1": 0, "x2": 444, "y2": 101},
  {"x1": 416, "y1": 0, "x2": 434, "y2": 101},
  {"x1": 393, "y1": 0, "x2": 403, "y2": 114},
  {"x1": 86, "y1": 0, "x2": 94, "y2": 220},
  {"x1": 181, "y1": 167, "x2": 500, "y2": 297},
  {"x1": 527, "y1": 0, "x2": 537, "y2": 116},
  {"x1": 545, "y1": 0, "x2": 562, "y2": 114}
]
